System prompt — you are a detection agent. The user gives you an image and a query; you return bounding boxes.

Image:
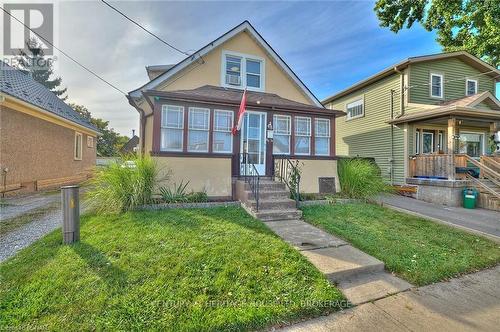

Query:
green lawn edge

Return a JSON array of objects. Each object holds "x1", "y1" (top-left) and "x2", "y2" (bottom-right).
[
  {"x1": 1, "y1": 207, "x2": 346, "y2": 331},
  {"x1": 301, "y1": 203, "x2": 500, "y2": 286}
]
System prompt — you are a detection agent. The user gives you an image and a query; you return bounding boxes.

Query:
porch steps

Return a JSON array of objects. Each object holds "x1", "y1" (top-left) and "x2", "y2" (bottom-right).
[
  {"x1": 235, "y1": 178, "x2": 301, "y2": 221},
  {"x1": 474, "y1": 179, "x2": 500, "y2": 212}
]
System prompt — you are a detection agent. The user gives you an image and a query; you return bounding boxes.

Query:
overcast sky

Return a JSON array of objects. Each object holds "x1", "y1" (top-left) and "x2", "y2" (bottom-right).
[{"x1": 53, "y1": 1, "x2": 445, "y2": 136}]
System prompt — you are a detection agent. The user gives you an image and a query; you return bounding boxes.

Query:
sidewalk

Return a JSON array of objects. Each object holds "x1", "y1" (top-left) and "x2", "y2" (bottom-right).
[
  {"x1": 265, "y1": 219, "x2": 412, "y2": 305},
  {"x1": 377, "y1": 195, "x2": 500, "y2": 242},
  {"x1": 282, "y1": 266, "x2": 500, "y2": 331}
]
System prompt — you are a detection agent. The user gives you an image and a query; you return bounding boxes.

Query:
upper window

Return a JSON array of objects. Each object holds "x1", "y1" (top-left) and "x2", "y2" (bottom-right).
[
  {"x1": 161, "y1": 105, "x2": 184, "y2": 151},
  {"x1": 222, "y1": 51, "x2": 264, "y2": 90},
  {"x1": 315, "y1": 118, "x2": 330, "y2": 156},
  {"x1": 294, "y1": 116, "x2": 311, "y2": 155},
  {"x1": 213, "y1": 110, "x2": 233, "y2": 153},
  {"x1": 74, "y1": 132, "x2": 82, "y2": 160},
  {"x1": 466, "y1": 79, "x2": 477, "y2": 96},
  {"x1": 430, "y1": 73, "x2": 443, "y2": 98},
  {"x1": 273, "y1": 115, "x2": 291, "y2": 155},
  {"x1": 346, "y1": 99, "x2": 364, "y2": 120},
  {"x1": 188, "y1": 107, "x2": 210, "y2": 152}
]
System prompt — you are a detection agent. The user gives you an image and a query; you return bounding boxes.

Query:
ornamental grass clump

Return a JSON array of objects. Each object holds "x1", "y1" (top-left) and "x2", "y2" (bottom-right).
[
  {"x1": 338, "y1": 158, "x2": 392, "y2": 199},
  {"x1": 87, "y1": 155, "x2": 162, "y2": 213}
]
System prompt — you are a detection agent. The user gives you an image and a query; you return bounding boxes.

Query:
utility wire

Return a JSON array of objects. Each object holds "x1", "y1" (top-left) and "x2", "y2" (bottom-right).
[
  {"x1": 1, "y1": 5, "x2": 127, "y2": 95},
  {"x1": 101, "y1": 0, "x2": 190, "y2": 56}
]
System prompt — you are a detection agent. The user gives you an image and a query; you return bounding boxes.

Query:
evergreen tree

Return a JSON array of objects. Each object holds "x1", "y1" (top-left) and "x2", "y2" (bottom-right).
[{"x1": 17, "y1": 37, "x2": 68, "y2": 99}]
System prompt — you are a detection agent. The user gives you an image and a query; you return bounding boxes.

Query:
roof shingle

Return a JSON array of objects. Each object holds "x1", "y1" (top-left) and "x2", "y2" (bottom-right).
[{"x1": 1, "y1": 62, "x2": 98, "y2": 132}]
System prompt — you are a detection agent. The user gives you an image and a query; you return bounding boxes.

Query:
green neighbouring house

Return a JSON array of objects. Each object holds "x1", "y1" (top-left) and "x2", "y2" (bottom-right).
[{"x1": 323, "y1": 51, "x2": 500, "y2": 210}]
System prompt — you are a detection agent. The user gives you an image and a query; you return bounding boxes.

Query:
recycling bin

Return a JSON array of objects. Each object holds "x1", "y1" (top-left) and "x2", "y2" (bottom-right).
[{"x1": 463, "y1": 188, "x2": 478, "y2": 209}]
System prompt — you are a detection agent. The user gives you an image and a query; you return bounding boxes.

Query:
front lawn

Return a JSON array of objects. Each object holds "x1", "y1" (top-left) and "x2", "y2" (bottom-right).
[
  {"x1": 301, "y1": 203, "x2": 500, "y2": 286},
  {"x1": 0, "y1": 207, "x2": 344, "y2": 331}
]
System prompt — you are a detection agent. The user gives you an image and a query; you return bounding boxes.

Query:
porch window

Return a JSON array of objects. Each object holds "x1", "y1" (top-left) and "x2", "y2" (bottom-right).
[
  {"x1": 466, "y1": 79, "x2": 477, "y2": 96},
  {"x1": 188, "y1": 107, "x2": 210, "y2": 152},
  {"x1": 346, "y1": 99, "x2": 363, "y2": 120},
  {"x1": 161, "y1": 105, "x2": 184, "y2": 151},
  {"x1": 315, "y1": 118, "x2": 330, "y2": 156},
  {"x1": 294, "y1": 116, "x2": 311, "y2": 155},
  {"x1": 213, "y1": 110, "x2": 233, "y2": 153},
  {"x1": 430, "y1": 73, "x2": 443, "y2": 98},
  {"x1": 415, "y1": 130, "x2": 435, "y2": 154},
  {"x1": 273, "y1": 115, "x2": 291, "y2": 154},
  {"x1": 459, "y1": 132, "x2": 484, "y2": 158},
  {"x1": 74, "y1": 132, "x2": 82, "y2": 160}
]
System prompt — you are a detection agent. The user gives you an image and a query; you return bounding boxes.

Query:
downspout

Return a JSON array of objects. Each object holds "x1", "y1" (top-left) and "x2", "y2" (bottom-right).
[
  {"x1": 389, "y1": 89, "x2": 395, "y2": 185},
  {"x1": 127, "y1": 95, "x2": 147, "y2": 155}
]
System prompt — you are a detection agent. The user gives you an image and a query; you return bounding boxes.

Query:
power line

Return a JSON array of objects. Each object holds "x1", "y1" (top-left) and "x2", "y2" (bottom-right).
[
  {"x1": 101, "y1": 0, "x2": 190, "y2": 56},
  {"x1": 1, "y1": 5, "x2": 127, "y2": 95}
]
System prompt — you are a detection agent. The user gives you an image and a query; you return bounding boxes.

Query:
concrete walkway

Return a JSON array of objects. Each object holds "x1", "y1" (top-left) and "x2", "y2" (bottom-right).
[
  {"x1": 265, "y1": 219, "x2": 412, "y2": 305},
  {"x1": 282, "y1": 266, "x2": 500, "y2": 331},
  {"x1": 377, "y1": 195, "x2": 500, "y2": 242}
]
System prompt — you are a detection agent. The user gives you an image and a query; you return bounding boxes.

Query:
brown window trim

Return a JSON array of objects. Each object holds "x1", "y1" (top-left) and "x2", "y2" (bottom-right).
[{"x1": 150, "y1": 151, "x2": 233, "y2": 158}]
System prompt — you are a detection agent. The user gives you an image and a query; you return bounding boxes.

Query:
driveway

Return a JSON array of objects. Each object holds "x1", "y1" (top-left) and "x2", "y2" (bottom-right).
[
  {"x1": 377, "y1": 195, "x2": 500, "y2": 242},
  {"x1": 283, "y1": 265, "x2": 500, "y2": 331},
  {"x1": 0, "y1": 189, "x2": 86, "y2": 262}
]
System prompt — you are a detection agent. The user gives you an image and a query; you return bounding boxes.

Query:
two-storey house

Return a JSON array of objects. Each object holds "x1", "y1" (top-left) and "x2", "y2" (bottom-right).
[
  {"x1": 128, "y1": 21, "x2": 344, "y2": 202},
  {"x1": 323, "y1": 52, "x2": 500, "y2": 210}
]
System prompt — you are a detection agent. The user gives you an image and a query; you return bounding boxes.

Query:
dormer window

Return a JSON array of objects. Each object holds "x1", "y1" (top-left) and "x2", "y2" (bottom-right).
[
  {"x1": 222, "y1": 51, "x2": 264, "y2": 91},
  {"x1": 466, "y1": 78, "x2": 477, "y2": 96},
  {"x1": 430, "y1": 73, "x2": 443, "y2": 98}
]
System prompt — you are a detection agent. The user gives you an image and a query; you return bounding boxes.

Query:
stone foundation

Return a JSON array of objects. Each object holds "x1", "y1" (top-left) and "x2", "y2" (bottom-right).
[{"x1": 406, "y1": 178, "x2": 472, "y2": 207}]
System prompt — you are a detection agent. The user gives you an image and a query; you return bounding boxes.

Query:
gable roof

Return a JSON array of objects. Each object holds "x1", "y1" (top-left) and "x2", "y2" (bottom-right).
[
  {"x1": 120, "y1": 135, "x2": 139, "y2": 153},
  {"x1": 129, "y1": 20, "x2": 322, "y2": 106},
  {"x1": 1, "y1": 62, "x2": 98, "y2": 133},
  {"x1": 143, "y1": 85, "x2": 342, "y2": 115},
  {"x1": 323, "y1": 51, "x2": 500, "y2": 104}
]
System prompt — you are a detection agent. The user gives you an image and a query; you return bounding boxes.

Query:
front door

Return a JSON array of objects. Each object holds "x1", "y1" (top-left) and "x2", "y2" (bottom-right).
[{"x1": 240, "y1": 111, "x2": 267, "y2": 175}]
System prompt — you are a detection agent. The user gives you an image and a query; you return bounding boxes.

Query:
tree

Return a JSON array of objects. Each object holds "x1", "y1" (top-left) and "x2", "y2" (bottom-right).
[
  {"x1": 374, "y1": 0, "x2": 500, "y2": 67},
  {"x1": 70, "y1": 103, "x2": 129, "y2": 157},
  {"x1": 17, "y1": 37, "x2": 68, "y2": 99}
]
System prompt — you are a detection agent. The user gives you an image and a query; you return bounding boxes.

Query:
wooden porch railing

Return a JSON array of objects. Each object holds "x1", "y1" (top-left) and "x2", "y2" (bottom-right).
[{"x1": 409, "y1": 154, "x2": 467, "y2": 179}]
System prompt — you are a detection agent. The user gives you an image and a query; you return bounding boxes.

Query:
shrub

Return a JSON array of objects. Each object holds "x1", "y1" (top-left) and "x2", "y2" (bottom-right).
[
  {"x1": 186, "y1": 191, "x2": 209, "y2": 203},
  {"x1": 337, "y1": 158, "x2": 392, "y2": 199},
  {"x1": 86, "y1": 155, "x2": 162, "y2": 213},
  {"x1": 159, "y1": 181, "x2": 190, "y2": 203}
]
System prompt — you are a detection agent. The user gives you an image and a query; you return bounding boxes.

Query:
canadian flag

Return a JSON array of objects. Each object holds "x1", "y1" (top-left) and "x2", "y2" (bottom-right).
[{"x1": 232, "y1": 89, "x2": 247, "y2": 135}]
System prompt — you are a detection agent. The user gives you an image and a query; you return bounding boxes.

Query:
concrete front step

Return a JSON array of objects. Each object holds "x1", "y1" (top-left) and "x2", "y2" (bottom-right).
[
  {"x1": 301, "y1": 246, "x2": 385, "y2": 282},
  {"x1": 265, "y1": 219, "x2": 347, "y2": 250},
  {"x1": 243, "y1": 181, "x2": 287, "y2": 191},
  {"x1": 258, "y1": 190, "x2": 290, "y2": 200},
  {"x1": 254, "y1": 208, "x2": 303, "y2": 221},
  {"x1": 247, "y1": 198, "x2": 297, "y2": 210},
  {"x1": 337, "y1": 271, "x2": 413, "y2": 305}
]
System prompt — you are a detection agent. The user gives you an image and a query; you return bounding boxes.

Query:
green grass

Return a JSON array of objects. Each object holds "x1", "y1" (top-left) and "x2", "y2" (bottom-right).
[
  {"x1": 301, "y1": 203, "x2": 500, "y2": 286},
  {"x1": 0, "y1": 207, "x2": 345, "y2": 331},
  {"x1": 0, "y1": 203, "x2": 59, "y2": 235}
]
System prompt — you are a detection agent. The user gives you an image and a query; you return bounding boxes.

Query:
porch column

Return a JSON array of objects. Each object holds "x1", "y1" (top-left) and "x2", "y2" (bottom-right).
[
  {"x1": 418, "y1": 128, "x2": 424, "y2": 154},
  {"x1": 447, "y1": 117, "x2": 457, "y2": 180}
]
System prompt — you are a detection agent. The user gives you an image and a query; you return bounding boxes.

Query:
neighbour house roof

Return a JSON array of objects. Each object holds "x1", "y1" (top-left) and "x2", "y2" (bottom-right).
[
  {"x1": 1, "y1": 62, "x2": 99, "y2": 133},
  {"x1": 144, "y1": 85, "x2": 344, "y2": 116},
  {"x1": 129, "y1": 20, "x2": 322, "y2": 107},
  {"x1": 323, "y1": 51, "x2": 500, "y2": 104},
  {"x1": 388, "y1": 92, "x2": 500, "y2": 125},
  {"x1": 120, "y1": 135, "x2": 140, "y2": 154}
]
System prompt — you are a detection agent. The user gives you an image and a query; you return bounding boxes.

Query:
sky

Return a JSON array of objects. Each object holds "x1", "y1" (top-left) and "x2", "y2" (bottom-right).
[{"x1": 41, "y1": 0, "x2": 493, "y2": 137}]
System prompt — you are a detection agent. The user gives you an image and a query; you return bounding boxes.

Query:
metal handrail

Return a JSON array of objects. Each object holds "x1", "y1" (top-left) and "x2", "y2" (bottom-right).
[
  {"x1": 240, "y1": 153, "x2": 260, "y2": 211},
  {"x1": 273, "y1": 156, "x2": 300, "y2": 207}
]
